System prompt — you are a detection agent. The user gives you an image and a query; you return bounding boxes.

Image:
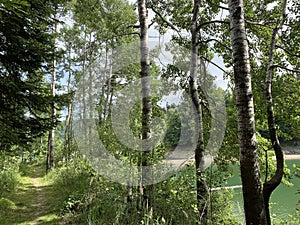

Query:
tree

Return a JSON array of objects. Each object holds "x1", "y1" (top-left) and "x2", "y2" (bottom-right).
[
  {"x1": 137, "y1": 0, "x2": 153, "y2": 214},
  {"x1": 61, "y1": 27, "x2": 75, "y2": 162},
  {"x1": 228, "y1": 0, "x2": 267, "y2": 224},
  {"x1": 0, "y1": 0, "x2": 62, "y2": 151},
  {"x1": 262, "y1": 1, "x2": 286, "y2": 224},
  {"x1": 189, "y1": 0, "x2": 209, "y2": 222},
  {"x1": 47, "y1": 6, "x2": 58, "y2": 172}
]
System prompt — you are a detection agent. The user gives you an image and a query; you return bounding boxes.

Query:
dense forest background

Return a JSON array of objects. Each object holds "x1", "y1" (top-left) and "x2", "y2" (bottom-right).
[{"x1": 0, "y1": 0, "x2": 299, "y2": 224}]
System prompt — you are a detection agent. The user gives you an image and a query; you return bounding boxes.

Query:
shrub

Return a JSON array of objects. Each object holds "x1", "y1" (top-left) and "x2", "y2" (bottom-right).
[
  {"x1": 46, "y1": 159, "x2": 96, "y2": 215},
  {"x1": 0, "y1": 157, "x2": 19, "y2": 197}
]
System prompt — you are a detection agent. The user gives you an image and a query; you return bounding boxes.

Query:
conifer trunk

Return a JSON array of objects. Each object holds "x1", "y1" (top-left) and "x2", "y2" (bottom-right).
[{"x1": 47, "y1": 18, "x2": 57, "y2": 172}]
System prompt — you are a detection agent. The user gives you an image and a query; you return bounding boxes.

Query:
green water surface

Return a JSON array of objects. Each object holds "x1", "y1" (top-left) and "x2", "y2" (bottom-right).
[{"x1": 228, "y1": 159, "x2": 300, "y2": 222}]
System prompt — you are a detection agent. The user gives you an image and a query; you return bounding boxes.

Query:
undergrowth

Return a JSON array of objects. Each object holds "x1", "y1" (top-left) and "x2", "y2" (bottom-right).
[
  {"x1": 46, "y1": 158, "x2": 241, "y2": 225},
  {"x1": 0, "y1": 155, "x2": 20, "y2": 198}
]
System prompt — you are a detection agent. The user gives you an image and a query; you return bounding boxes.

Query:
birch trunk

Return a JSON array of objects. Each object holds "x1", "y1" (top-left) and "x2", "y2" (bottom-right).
[
  {"x1": 263, "y1": 1, "x2": 287, "y2": 224},
  {"x1": 138, "y1": 0, "x2": 153, "y2": 213},
  {"x1": 228, "y1": 0, "x2": 267, "y2": 224},
  {"x1": 190, "y1": 0, "x2": 208, "y2": 223}
]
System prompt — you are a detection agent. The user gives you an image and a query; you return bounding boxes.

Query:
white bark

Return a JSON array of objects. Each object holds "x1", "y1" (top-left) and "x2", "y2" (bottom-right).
[
  {"x1": 228, "y1": 0, "x2": 267, "y2": 224},
  {"x1": 190, "y1": 0, "x2": 208, "y2": 222},
  {"x1": 138, "y1": 0, "x2": 153, "y2": 212}
]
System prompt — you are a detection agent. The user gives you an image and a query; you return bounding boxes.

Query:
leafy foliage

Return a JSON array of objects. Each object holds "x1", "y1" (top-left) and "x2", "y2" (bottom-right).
[{"x1": 0, "y1": 155, "x2": 20, "y2": 197}]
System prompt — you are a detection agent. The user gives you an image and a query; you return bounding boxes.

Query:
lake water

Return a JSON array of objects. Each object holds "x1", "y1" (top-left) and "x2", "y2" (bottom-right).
[{"x1": 228, "y1": 159, "x2": 300, "y2": 222}]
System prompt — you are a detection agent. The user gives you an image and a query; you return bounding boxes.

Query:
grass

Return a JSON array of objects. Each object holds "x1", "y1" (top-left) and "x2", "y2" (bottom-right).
[{"x1": 0, "y1": 163, "x2": 63, "y2": 225}]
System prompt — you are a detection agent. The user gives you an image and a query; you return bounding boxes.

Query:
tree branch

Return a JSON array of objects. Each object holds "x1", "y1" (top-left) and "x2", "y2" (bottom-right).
[
  {"x1": 148, "y1": 6, "x2": 180, "y2": 34},
  {"x1": 127, "y1": 24, "x2": 140, "y2": 29},
  {"x1": 207, "y1": 0, "x2": 229, "y2": 11},
  {"x1": 199, "y1": 38, "x2": 232, "y2": 51},
  {"x1": 271, "y1": 64, "x2": 300, "y2": 73},
  {"x1": 148, "y1": 20, "x2": 155, "y2": 28},
  {"x1": 200, "y1": 56, "x2": 228, "y2": 75},
  {"x1": 196, "y1": 20, "x2": 229, "y2": 32},
  {"x1": 244, "y1": 19, "x2": 274, "y2": 28},
  {"x1": 275, "y1": 45, "x2": 300, "y2": 58}
]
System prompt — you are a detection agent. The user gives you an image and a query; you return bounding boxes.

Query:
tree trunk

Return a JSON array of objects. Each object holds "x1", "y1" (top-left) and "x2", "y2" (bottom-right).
[
  {"x1": 190, "y1": 0, "x2": 208, "y2": 223},
  {"x1": 81, "y1": 26, "x2": 88, "y2": 143},
  {"x1": 103, "y1": 48, "x2": 112, "y2": 122},
  {"x1": 64, "y1": 47, "x2": 73, "y2": 163},
  {"x1": 47, "y1": 19, "x2": 57, "y2": 173},
  {"x1": 228, "y1": 0, "x2": 267, "y2": 224},
  {"x1": 47, "y1": 64, "x2": 56, "y2": 172},
  {"x1": 263, "y1": 1, "x2": 287, "y2": 224},
  {"x1": 138, "y1": 0, "x2": 153, "y2": 214},
  {"x1": 87, "y1": 32, "x2": 94, "y2": 155}
]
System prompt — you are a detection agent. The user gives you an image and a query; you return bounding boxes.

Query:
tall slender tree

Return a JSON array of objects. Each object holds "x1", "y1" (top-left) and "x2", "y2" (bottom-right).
[
  {"x1": 228, "y1": 0, "x2": 267, "y2": 224},
  {"x1": 64, "y1": 44, "x2": 73, "y2": 162},
  {"x1": 137, "y1": 0, "x2": 153, "y2": 214},
  {"x1": 262, "y1": 0, "x2": 287, "y2": 224},
  {"x1": 47, "y1": 16, "x2": 57, "y2": 172},
  {"x1": 189, "y1": 0, "x2": 209, "y2": 223}
]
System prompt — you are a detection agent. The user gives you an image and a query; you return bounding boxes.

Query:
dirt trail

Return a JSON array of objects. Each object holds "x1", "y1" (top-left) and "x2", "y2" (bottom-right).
[
  {"x1": 0, "y1": 165, "x2": 61, "y2": 225},
  {"x1": 29, "y1": 177, "x2": 53, "y2": 225}
]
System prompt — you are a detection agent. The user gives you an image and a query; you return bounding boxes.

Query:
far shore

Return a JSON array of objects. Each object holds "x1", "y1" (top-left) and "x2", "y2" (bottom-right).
[{"x1": 272, "y1": 154, "x2": 300, "y2": 160}]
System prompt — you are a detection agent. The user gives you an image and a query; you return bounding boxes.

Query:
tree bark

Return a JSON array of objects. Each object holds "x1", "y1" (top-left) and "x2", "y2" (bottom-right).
[
  {"x1": 228, "y1": 0, "x2": 267, "y2": 224},
  {"x1": 102, "y1": 46, "x2": 111, "y2": 123},
  {"x1": 81, "y1": 26, "x2": 88, "y2": 143},
  {"x1": 47, "y1": 18, "x2": 57, "y2": 172},
  {"x1": 64, "y1": 47, "x2": 73, "y2": 163},
  {"x1": 263, "y1": 1, "x2": 287, "y2": 224},
  {"x1": 87, "y1": 32, "x2": 94, "y2": 155},
  {"x1": 190, "y1": 0, "x2": 209, "y2": 223},
  {"x1": 138, "y1": 0, "x2": 153, "y2": 214}
]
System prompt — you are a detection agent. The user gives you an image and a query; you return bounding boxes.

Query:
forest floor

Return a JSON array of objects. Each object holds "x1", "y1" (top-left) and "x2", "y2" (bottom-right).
[{"x1": 0, "y1": 164, "x2": 63, "y2": 225}]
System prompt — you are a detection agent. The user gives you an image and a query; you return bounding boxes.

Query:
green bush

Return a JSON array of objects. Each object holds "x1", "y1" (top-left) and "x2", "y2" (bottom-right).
[
  {"x1": 0, "y1": 157, "x2": 20, "y2": 197},
  {"x1": 46, "y1": 159, "x2": 96, "y2": 215}
]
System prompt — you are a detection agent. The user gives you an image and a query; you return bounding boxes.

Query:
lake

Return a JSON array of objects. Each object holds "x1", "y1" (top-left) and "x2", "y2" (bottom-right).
[{"x1": 228, "y1": 159, "x2": 300, "y2": 222}]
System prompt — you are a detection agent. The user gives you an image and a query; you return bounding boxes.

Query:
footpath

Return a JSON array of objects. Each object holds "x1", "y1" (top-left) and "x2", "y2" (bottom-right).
[{"x1": 0, "y1": 164, "x2": 62, "y2": 225}]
